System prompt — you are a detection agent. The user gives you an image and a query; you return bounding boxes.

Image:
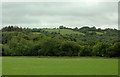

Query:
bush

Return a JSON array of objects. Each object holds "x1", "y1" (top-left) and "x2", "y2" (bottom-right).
[
  {"x1": 108, "y1": 42, "x2": 120, "y2": 57},
  {"x1": 2, "y1": 44, "x2": 12, "y2": 56},
  {"x1": 93, "y1": 42, "x2": 111, "y2": 57},
  {"x1": 60, "y1": 41, "x2": 80, "y2": 56},
  {"x1": 39, "y1": 38, "x2": 61, "y2": 56},
  {"x1": 79, "y1": 45, "x2": 92, "y2": 56}
]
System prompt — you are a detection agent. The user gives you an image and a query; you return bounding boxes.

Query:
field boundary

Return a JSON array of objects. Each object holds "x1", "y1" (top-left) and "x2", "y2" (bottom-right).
[{"x1": 1, "y1": 75, "x2": 119, "y2": 77}]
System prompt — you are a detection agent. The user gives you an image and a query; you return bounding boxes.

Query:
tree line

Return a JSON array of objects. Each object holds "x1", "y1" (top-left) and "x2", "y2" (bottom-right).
[{"x1": 1, "y1": 26, "x2": 120, "y2": 57}]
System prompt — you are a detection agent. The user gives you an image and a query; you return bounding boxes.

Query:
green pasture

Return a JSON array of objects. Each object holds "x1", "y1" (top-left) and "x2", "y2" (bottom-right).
[
  {"x1": 45, "y1": 29, "x2": 85, "y2": 35},
  {"x1": 96, "y1": 32, "x2": 104, "y2": 35},
  {"x1": 2, "y1": 57, "x2": 118, "y2": 75}
]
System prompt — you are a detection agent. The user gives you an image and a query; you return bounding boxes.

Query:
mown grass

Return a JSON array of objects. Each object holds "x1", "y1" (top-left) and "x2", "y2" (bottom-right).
[
  {"x1": 45, "y1": 29, "x2": 85, "y2": 35},
  {"x1": 2, "y1": 57, "x2": 118, "y2": 75}
]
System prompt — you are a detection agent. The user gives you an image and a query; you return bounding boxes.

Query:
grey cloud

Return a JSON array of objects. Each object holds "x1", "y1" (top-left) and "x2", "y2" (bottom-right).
[{"x1": 2, "y1": 2, "x2": 118, "y2": 29}]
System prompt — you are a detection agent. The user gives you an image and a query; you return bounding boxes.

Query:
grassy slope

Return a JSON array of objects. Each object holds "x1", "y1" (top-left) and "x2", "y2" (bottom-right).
[
  {"x1": 32, "y1": 32, "x2": 41, "y2": 34},
  {"x1": 96, "y1": 32, "x2": 103, "y2": 35},
  {"x1": 88, "y1": 31, "x2": 104, "y2": 35},
  {"x1": 2, "y1": 57, "x2": 118, "y2": 75},
  {"x1": 45, "y1": 29, "x2": 85, "y2": 35}
]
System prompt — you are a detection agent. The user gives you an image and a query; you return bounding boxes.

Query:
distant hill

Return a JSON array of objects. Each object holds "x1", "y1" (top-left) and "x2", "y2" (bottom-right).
[{"x1": 1, "y1": 26, "x2": 120, "y2": 57}]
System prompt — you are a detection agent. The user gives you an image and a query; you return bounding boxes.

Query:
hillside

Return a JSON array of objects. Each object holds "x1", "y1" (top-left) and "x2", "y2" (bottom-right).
[{"x1": 1, "y1": 26, "x2": 120, "y2": 57}]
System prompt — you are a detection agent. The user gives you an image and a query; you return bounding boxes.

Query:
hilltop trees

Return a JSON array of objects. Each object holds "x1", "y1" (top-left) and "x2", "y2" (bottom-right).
[
  {"x1": 2, "y1": 26, "x2": 23, "y2": 32},
  {"x1": 59, "y1": 26, "x2": 66, "y2": 29}
]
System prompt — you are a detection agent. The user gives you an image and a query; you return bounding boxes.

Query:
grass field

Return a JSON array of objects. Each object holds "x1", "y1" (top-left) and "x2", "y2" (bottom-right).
[
  {"x1": 2, "y1": 57, "x2": 118, "y2": 75},
  {"x1": 88, "y1": 31, "x2": 104, "y2": 35},
  {"x1": 45, "y1": 29, "x2": 85, "y2": 35}
]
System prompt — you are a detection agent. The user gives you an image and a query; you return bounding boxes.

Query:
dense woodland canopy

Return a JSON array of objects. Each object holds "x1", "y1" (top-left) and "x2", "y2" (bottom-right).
[{"x1": 1, "y1": 26, "x2": 120, "y2": 57}]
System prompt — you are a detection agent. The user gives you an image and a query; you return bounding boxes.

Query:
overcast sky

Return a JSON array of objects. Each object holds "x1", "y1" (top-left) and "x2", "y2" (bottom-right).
[{"x1": 2, "y1": 2, "x2": 118, "y2": 29}]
